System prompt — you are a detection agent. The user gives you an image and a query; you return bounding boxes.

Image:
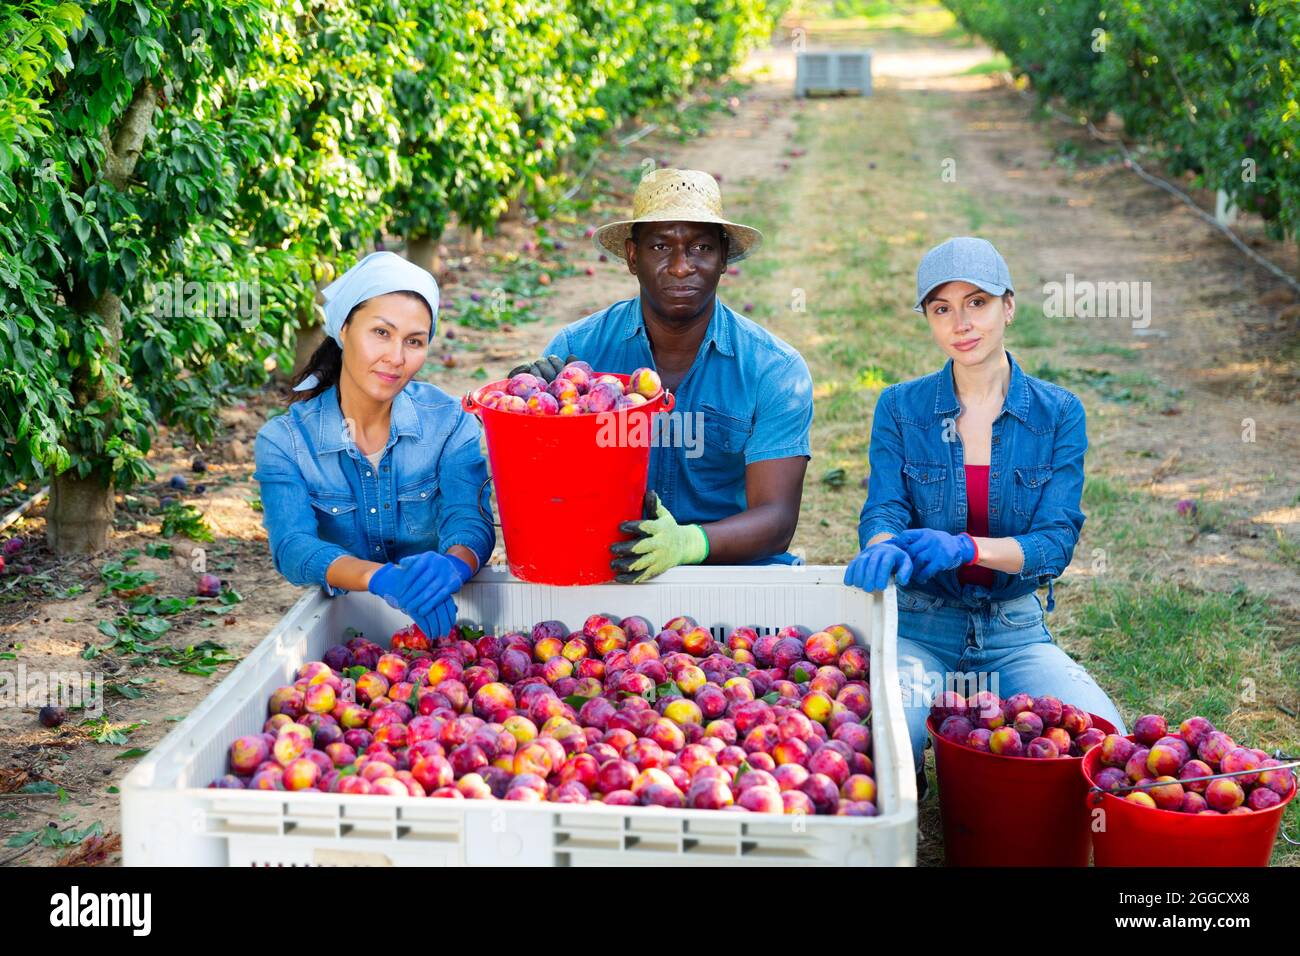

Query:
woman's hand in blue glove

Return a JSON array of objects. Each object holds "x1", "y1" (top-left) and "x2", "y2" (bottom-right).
[
  {"x1": 843, "y1": 539, "x2": 913, "y2": 592},
  {"x1": 893, "y1": 529, "x2": 976, "y2": 583},
  {"x1": 368, "y1": 551, "x2": 473, "y2": 637}
]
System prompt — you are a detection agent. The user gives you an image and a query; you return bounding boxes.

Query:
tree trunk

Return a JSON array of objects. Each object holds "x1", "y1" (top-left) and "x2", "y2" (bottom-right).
[
  {"x1": 48, "y1": 472, "x2": 115, "y2": 554},
  {"x1": 501, "y1": 193, "x2": 525, "y2": 223},
  {"x1": 467, "y1": 226, "x2": 483, "y2": 255},
  {"x1": 48, "y1": 80, "x2": 156, "y2": 555},
  {"x1": 293, "y1": 311, "x2": 326, "y2": 380},
  {"x1": 405, "y1": 234, "x2": 442, "y2": 277}
]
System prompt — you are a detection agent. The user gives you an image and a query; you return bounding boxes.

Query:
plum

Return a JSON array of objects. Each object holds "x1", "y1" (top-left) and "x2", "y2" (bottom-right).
[
  {"x1": 1205, "y1": 778, "x2": 1245, "y2": 812},
  {"x1": 1132, "y1": 714, "x2": 1168, "y2": 746}
]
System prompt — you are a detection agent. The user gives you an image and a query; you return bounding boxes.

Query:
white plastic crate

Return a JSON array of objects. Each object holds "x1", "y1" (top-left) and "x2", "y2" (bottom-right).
[
  {"x1": 795, "y1": 50, "x2": 873, "y2": 97},
  {"x1": 120, "y1": 566, "x2": 916, "y2": 866}
]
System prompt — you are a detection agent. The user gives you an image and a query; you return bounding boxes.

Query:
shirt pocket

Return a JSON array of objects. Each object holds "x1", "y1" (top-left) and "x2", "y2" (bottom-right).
[
  {"x1": 902, "y1": 462, "x2": 947, "y2": 516},
  {"x1": 1012, "y1": 464, "x2": 1054, "y2": 519},
  {"x1": 693, "y1": 405, "x2": 752, "y2": 492},
  {"x1": 309, "y1": 495, "x2": 360, "y2": 552},
  {"x1": 397, "y1": 476, "x2": 440, "y2": 538}
]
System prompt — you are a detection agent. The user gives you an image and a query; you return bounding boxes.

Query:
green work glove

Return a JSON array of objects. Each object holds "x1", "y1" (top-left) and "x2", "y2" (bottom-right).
[
  {"x1": 610, "y1": 491, "x2": 709, "y2": 584},
  {"x1": 507, "y1": 353, "x2": 580, "y2": 383}
]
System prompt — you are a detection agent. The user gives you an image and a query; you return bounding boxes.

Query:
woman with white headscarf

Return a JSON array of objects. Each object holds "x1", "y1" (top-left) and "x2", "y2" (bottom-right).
[{"x1": 253, "y1": 252, "x2": 494, "y2": 638}]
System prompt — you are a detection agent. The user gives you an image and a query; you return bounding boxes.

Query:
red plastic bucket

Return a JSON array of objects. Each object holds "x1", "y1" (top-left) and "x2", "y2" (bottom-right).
[
  {"x1": 1083, "y1": 737, "x2": 1296, "y2": 867},
  {"x1": 927, "y1": 713, "x2": 1118, "y2": 866},
  {"x1": 463, "y1": 373, "x2": 674, "y2": 585}
]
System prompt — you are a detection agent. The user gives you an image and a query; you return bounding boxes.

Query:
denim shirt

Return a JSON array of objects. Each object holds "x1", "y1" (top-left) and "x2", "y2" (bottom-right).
[
  {"x1": 253, "y1": 381, "x2": 495, "y2": 595},
  {"x1": 545, "y1": 295, "x2": 813, "y2": 527},
  {"x1": 857, "y1": 351, "x2": 1086, "y2": 610}
]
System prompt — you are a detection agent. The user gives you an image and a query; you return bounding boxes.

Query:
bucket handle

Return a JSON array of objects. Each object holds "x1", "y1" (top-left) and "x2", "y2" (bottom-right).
[{"x1": 477, "y1": 474, "x2": 502, "y2": 529}]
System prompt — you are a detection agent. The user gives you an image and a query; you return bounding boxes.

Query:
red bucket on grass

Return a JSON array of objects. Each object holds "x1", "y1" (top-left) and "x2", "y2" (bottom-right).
[
  {"x1": 1082, "y1": 739, "x2": 1296, "y2": 867},
  {"x1": 463, "y1": 373, "x2": 674, "y2": 585},
  {"x1": 927, "y1": 713, "x2": 1118, "y2": 866}
]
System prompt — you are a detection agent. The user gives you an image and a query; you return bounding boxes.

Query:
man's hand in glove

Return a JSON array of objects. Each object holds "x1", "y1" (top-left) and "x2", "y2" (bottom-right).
[
  {"x1": 507, "y1": 353, "x2": 580, "y2": 383},
  {"x1": 610, "y1": 491, "x2": 709, "y2": 583}
]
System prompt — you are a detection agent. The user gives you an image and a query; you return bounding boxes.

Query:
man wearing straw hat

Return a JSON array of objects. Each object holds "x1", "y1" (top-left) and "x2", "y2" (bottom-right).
[{"x1": 516, "y1": 168, "x2": 814, "y2": 582}]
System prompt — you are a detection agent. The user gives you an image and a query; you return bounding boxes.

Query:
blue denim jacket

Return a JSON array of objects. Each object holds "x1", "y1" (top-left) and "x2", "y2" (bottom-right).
[
  {"x1": 545, "y1": 295, "x2": 813, "y2": 527},
  {"x1": 857, "y1": 351, "x2": 1086, "y2": 611},
  {"x1": 253, "y1": 381, "x2": 495, "y2": 595}
]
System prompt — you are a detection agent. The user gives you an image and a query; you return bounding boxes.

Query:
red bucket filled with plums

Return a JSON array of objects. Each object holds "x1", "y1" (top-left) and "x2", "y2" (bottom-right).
[
  {"x1": 463, "y1": 362, "x2": 674, "y2": 585},
  {"x1": 1082, "y1": 713, "x2": 1297, "y2": 867},
  {"x1": 927, "y1": 690, "x2": 1117, "y2": 867}
]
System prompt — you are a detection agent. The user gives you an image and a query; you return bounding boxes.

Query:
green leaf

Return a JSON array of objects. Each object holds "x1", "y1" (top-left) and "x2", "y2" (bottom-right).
[
  {"x1": 761, "y1": 691, "x2": 780, "y2": 705},
  {"x1": 5, "y1": 830, "x2": 39, "y2": 849},
  {"x1": 562, "y1": 694, "x2": 590, "y2": 709},
  {"x1": 115, "y1": 748, "x2": 150, "y2": 760},
  {"x1": 20, "y1": 781, "x2": 60, "y2": 794}
]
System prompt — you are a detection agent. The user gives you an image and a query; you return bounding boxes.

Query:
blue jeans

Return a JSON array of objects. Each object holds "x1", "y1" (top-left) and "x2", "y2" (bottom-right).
[{"x1": 895, "y1": 587, "x2": 1127, "y2": 768}]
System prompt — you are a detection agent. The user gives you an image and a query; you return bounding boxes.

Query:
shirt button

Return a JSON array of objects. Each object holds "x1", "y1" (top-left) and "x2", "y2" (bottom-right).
[
  {"x1": 991, "y1": 473, "x2": 999, "y2": 479},
  {"x1": 370, "y1": 507, "x2": 377, "y2": 514},
  {"x1": 331, "y1": 507, "x2": 338, "y2": 513},
  {"x1": 420, "y1": 492, "x2": 427, "y2": 498},
  {"x1": 383, "y1": 503, "x2": 390, "y2": 509},
  {"x1": 374, "y1": 546, "x2": 381, "y2": 552},
  {"x1": 366, "y1": 471, "x2": 372, "y2": 477}
]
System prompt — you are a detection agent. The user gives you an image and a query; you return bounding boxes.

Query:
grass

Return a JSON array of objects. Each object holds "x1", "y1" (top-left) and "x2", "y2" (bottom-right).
[
  {"x1": 1055, "y1": 583, "x2": 1300, "y2": 865},
  {"x1": 786, "y1": 0, "x2": 968, "y2": 43},
  {"x1": 1030, "y1": 361, "x2": 1183, "y2": 409},
  {"x1": 960, "y1": 53, "x2": 1011, "y2": 76}
]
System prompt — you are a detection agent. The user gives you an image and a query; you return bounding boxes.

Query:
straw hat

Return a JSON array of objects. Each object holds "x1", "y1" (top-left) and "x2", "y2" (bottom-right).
[{"x1": 592, "y1": 167, "x2": 763, "y2": 264}]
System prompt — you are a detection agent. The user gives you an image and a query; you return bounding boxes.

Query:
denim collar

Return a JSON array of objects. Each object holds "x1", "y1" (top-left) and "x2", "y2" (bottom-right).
[
  {"x1": 314, "y1": 383, "x2": 423, "y2": 454},
  {"x1": 934, "y1": 350, "x2": 1030, "y2": 423},
  {"x1": 620, "y1": 294, "x2": 735, "y2": 357}
]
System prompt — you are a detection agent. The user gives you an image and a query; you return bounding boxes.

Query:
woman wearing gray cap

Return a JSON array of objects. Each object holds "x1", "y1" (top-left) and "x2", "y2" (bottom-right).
[
  {"x1": 844, "y1": 236, "x2": 1125, "y2": 781},
  {"x1": 253, "y1": 252, "x2": 495, "y2": 640}
]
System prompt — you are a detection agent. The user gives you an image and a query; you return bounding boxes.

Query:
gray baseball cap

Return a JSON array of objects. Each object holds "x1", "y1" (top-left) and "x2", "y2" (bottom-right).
[{"x1": 914, "y1": 236, "x2": 1014, "y2": 312}]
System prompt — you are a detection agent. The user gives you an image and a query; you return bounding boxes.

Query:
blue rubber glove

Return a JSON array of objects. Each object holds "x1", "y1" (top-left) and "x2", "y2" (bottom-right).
[
  {"x1": 425, "y1": 595, "x2": 458, "y2": 641},
  {"x1": 404, "y1": 552, "x2": 473, "y2": 637},
  {"x1": 843, "y1": 539, "x2": 913, "y2": 592},
  {"x1": 368, "y1": 552, "x2": 473, "y2": 637},
  {"x1": 894, "y1": 529, "x2": 976, "y2": 583}
]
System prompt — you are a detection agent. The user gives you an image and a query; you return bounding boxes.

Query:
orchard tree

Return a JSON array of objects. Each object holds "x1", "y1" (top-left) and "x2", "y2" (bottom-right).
[
  {"x1": 0, "y1": 0, "x2": 278, "y2": 553},
  {"x1": 230, "y1": 0, "x2": 413, "y2": 373},
  {"x1": 390, "y1": 0, "x2": 594, "y2": 267}
]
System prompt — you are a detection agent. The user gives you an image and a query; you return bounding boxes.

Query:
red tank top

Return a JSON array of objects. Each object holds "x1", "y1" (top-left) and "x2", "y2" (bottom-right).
[{"x1": 958, "y1": 465, "x2": 996, "y2": 587}]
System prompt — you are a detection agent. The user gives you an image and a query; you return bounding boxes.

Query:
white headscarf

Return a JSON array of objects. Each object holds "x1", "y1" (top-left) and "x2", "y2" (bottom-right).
[{"x1": 294, "y1": 251, "x2": 441, "y2": 391}]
